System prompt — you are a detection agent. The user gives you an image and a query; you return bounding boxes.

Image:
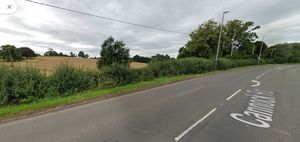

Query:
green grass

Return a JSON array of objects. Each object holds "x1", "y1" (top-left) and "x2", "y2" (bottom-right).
[{"x1": 0, "y1": 65, "x2": 272, "y2": 119}]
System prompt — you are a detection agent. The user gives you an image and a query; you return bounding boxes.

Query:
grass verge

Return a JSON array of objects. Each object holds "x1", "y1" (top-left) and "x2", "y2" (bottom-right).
[{"x1": 0, "y1": 64, "x2": 272, "y2": 119}]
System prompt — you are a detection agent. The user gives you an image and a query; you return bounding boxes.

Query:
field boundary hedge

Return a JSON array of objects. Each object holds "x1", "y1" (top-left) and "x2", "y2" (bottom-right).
[{"x1": 0, "y1": 58, "x2": 273, "y2": 106}]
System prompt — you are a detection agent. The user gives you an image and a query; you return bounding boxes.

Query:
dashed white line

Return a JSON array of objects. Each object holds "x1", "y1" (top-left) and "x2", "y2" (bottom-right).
[
  {"x1": 226, "y1": 89, "x2": 242, "y2": 101},
  {"x1": 256, "y1": 75, "x2": 262, "y2": 80},
  {"x1": 256, "y1": 70, "x2": 273, "y2": 80},
  {"x1": 174, "y1": 108, "x2": 217, "y2": 142}
]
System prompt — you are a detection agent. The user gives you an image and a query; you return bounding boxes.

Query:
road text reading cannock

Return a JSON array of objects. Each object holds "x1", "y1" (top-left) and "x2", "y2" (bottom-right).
[{"x1": 230, "y1": 89, "x2": 276, "y2": 128}]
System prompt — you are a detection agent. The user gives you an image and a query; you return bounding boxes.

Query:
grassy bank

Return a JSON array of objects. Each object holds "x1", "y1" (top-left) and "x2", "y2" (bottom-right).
[{"x1": 0, "y1": 65, "x2": 270, "y2": 119}]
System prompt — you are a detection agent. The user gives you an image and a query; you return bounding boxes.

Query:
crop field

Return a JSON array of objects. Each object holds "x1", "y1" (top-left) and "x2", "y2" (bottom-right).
[{"x1": 0, "y1": 57, "x2": 147, "y2": 74}]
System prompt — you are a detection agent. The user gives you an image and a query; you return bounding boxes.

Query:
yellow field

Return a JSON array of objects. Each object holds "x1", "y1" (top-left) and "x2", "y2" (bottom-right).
[{"x1": 0, "y1": 57, "x2": 147, "y2": 74}]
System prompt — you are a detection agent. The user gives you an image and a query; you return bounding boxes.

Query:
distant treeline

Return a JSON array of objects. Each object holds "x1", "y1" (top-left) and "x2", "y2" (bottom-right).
[{"x1": 0, "y1": 45, "x2": 91, "y2": 61}]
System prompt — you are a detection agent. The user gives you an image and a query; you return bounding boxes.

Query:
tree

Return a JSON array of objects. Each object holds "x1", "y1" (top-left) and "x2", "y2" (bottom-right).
[
  {"x1": 132, "y1": 55, "x2": 151, "y2": 63},
  {"x1": 253, "y1": 41, "x2": 268, "y2": 56},
  {"x1": 151, "y1": 54, "x2": 171, "y2": 62},
  {"x1": 266, "y1": 43, "x2": 300, "y2": 63},
  {"x1": 44, "y1": 48, "x2": 59, "y2": 56},
  {"x1": 225, "y1": 20, "x2": 260, "y2": 57},
  {"x1": 84, "y1": 53, "x2": 89, "y2": 59},
  {"x1": 0, "y1": 45, "x2": 23, "y2": 61},
  {"x1": 178, "y1": 19, "x2": 219, "y2": 59},
  {"x1": 178, "y1": 19, "x2": 260, "y2": 59},
  {"x1": 19, "y1": 47, "x2": 36, "y2": 58},
  {"x1": 97, "y1": 37, "x2": 130, "y2": 68},
  {"x1": 70, "y1": 52, "x2": 76, "y2": 57},
  {"x1": 78, "y1": 51, "x2": 85, "y2": 58}
]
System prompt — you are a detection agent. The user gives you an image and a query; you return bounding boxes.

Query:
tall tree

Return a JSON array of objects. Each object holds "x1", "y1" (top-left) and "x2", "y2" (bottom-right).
[
  {"x1": 0, "y1": 45, "x2": 23, "y2": 61},
  {"x1": 84, "y1": 53, "x2": 89, "y2": 59},
  {"x1": 253, "y1": 41, "x2": 268, "y2": 56},
  {"x1": 19, "y1": 47, "x2": 36, "y2": 58},
  {"x1": 78, "y1": 51, "x2": 85, "y2": 58},
  {"x1": 178, "y1": 19, "x2": 260, "y2": 59},
  {"x1": 178, "y1": 19, "x2": 219, "y2": 59},
  {"x1": 70, "y1": 52, "x2": 76, "y2": 57},
  {"x1": 225, "y1": 20, "x2": 260, "y2": 57},
  {"x1": 97, "y1": 37, "x2": 130, "y2": 68},
  {"x1": 44, "y1": 48, "x2": 59, "y2": 56},
  {"x1": 132, "y1": 55, "x2": 151, "y2": 63},
  {"x1": 151, "y1": 54, "x2": 171, "y2": 62}
]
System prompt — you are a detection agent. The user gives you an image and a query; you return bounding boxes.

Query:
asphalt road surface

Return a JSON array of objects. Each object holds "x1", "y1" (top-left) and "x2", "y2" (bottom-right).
[{"x1": 0, "y1": 65, "x2": 299, "y2": 142}]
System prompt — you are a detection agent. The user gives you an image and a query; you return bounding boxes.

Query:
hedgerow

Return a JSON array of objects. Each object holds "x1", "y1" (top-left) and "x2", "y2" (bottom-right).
[{"x1": 0, "y1": 58, "x2": 269, "y2": 106}]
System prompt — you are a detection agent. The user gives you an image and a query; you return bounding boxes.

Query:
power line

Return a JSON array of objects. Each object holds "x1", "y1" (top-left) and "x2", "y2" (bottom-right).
[{"x1": 24, "y1": 0, "x2": 189, "y2": 35}]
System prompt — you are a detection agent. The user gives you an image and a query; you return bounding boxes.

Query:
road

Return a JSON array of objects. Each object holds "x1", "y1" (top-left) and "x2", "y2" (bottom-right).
[{"x1": 0, "y1": 65, "x2": 299, "y2": 142}]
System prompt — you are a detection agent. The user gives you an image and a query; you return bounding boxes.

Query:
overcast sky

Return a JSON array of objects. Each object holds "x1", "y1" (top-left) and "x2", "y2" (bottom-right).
[{"x1": 1, "y1": 0, "x2": 300, "y2": 57}]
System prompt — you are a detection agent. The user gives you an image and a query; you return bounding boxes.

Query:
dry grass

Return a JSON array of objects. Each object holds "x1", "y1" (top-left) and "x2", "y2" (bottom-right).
[{"x1": 0, "y1": 57, "x2": 147, "y2": 75}]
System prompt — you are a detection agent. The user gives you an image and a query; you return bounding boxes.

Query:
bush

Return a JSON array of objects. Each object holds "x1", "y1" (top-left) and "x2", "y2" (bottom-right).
[
  {"x1": 217, "y1": 58, "x2": 237, "y2": 70},
  {"x1": 132, "y1": 68, "x2": 155, "y2": 82},
  {"x1": 99, "y1": 64, "x2": 138, "y2": 88},
  {"x1": 288, "y1": 56, "x2": 300, "y2": 63},
  {"x1": 0, "y1": 66, "x2": 48, "y2": 105},
  {"x1": 149, "y1": 58, "x2": 215, "y2": 77},
  {"x1": 235, "y1": 59, "x2": 257, "y2": 67},
  {"x1": 49, "y1": 65, "x2": 99, "y2": 95},
  {"x1": 176, "y1": 58, "x2": 215, "y2": 74}
]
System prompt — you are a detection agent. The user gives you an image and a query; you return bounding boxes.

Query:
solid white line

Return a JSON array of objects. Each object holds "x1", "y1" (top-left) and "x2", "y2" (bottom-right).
[
  {"x1": 174, "y1": 108, "x2": 217, "y2": 142},
  {"x1": 251, "y1": 80, "x2": 261, "y2": 87},
  {"x1": 226, "y1": 89, "x2": 242, "y2": 101}
]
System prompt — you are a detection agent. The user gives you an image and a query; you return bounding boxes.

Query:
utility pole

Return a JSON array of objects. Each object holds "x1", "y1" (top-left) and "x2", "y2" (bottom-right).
[
  {"x1": 258, "y1": 36, "x2": 265, "y2": 64},
  {"x1": 216, "y1": 11, "x2": 229, "y2": 69}
]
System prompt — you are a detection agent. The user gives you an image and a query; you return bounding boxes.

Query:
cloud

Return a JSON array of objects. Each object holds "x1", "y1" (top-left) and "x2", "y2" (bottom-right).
[{"x1": 1, "y1": 0, "x2": 300, "y2": 57}]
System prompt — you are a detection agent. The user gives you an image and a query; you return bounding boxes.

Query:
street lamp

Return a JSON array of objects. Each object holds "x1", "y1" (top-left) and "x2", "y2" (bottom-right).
[
  {"x1": 231, "y1": 29, "x2": 237, "y2": 57},
  {"x1": 258, "y1": 36, "x2": 266, "y2": 64},
  {"x1": 215, "y1": 11, "x2": 229, "y2": 69}
]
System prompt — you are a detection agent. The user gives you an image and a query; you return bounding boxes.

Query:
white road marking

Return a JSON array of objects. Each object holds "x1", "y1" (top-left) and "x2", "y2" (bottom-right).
[
  {"x1": 174, "y1": 108, "x2": 217, "y2": 142},
  {"x1": 230, "y1": 89, "x2": 276, "y2": 129},
  {"x1": 251, "y1": 80, "x2": 260, "y2": 87},
  {"x1": 256, "y1": 75, "x2": 262, "y2": 80},
  {"x1": 226, "y1": 89, "x2": 242, "y2": 101},
  {"x1": 256, "y1": 69, "x2": 273, "y2": 80}
]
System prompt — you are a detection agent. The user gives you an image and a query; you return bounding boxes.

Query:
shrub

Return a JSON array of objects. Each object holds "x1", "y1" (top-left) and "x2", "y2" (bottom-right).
[
  {"x1": 217, "y1": 58, "x2": 237, "y2": 70},
  {"x1": 148, "y1": 60, "x2": 180, "y2": 77},
  {"x1": 288, "y1": 56, "x2": 300, "y2": 63},
  {"x1": 0, "y1": 66, "x2": 47, "y2": 105},
  {"x1": 235, "y1": 59, "x2": 257, "y2": 67},
  {"x1": 177, "y1": 58, "x2": 215, "y2": 74},
  {"x1": 132, "y1": 68, "x2": 155, "y2": 82},
  {"x1": 148, "y1": 58, "x2": 216, "y2": 77},
  {"x1": 49, "y1": 65, "x2": 99, "y2": 95},
  {"x1": 99, "y1": 64, "x2": 138, "y2": 88}
]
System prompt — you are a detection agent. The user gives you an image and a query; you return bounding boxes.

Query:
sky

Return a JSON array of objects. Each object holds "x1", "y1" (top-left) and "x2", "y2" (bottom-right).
[{"x1": 1, "y1": 0, "x2": 300, "y2": 57}]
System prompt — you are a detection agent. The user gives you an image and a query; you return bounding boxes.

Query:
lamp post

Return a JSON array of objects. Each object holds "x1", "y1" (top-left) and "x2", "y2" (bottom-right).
[
  {"x1": 215, "y1": 11, "x2": 229, "y2": 69},
  {"x1": 258, "y1": 36, "x2": 266, "y2": 64},
  {"x1": 231, "y1": 29, "x2": 236, "y2": 57}
]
